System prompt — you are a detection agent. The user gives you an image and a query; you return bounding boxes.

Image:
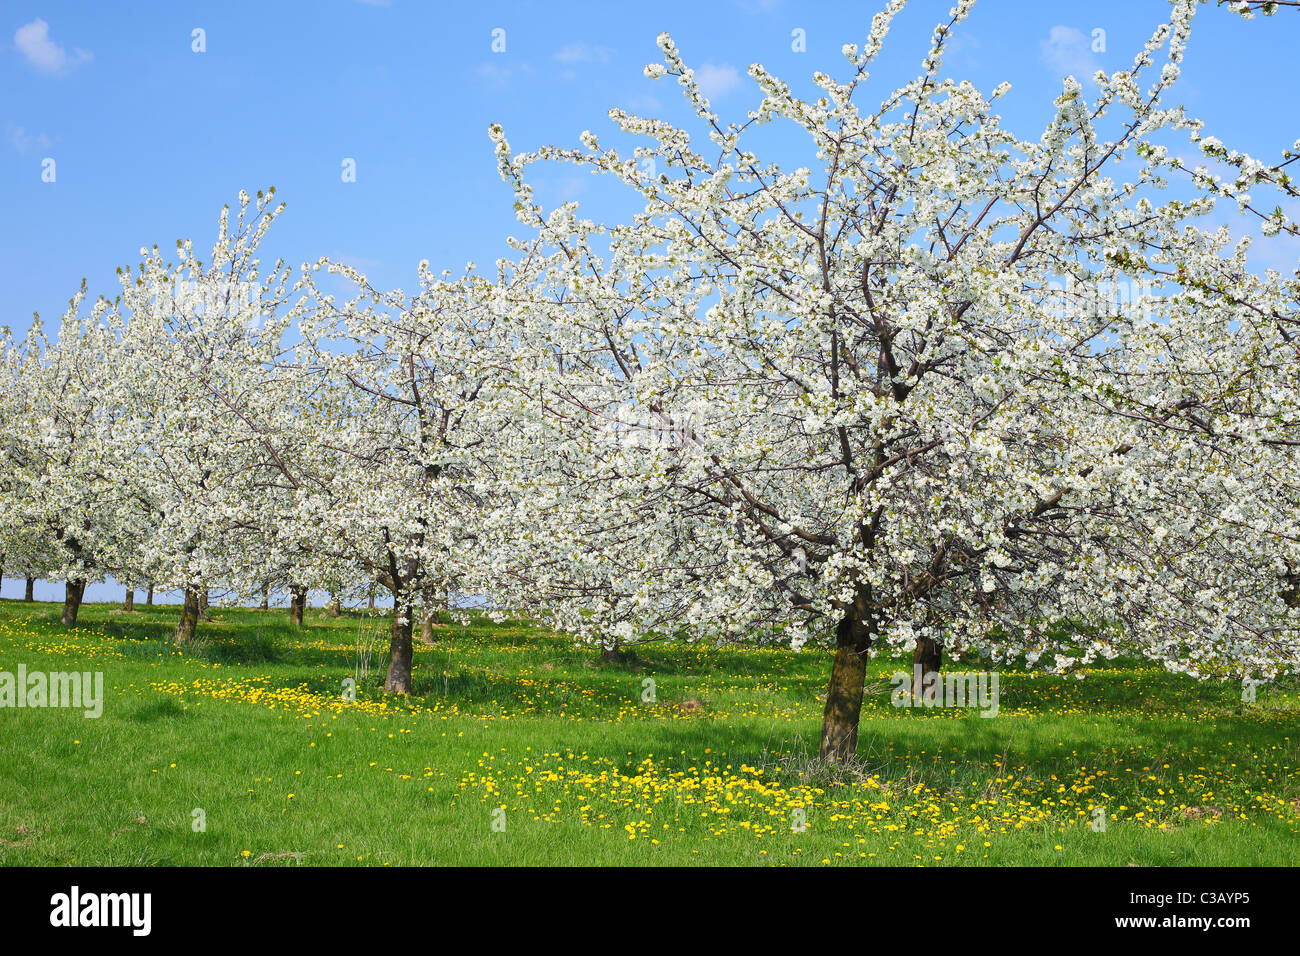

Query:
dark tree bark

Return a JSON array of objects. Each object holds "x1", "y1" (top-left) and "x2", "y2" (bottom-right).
[
  {"x1": 912, "y1": 635, "x2": 942, "y2": 699},
  {"x1": 124, "y1": 587, "x2": 135, "y2": 613},
  {"x1": 60, "y1": 579, "x2": 87, "y2": 627},
  {"x1": 599, "y1": 641, "x2": 624, "y2": 664},
  {"x1": 199, "y1": 588, "x2": 213, "y2": 621},
  {"x1": 24, "y1": 577, "x2": 35, "y2": 602},
  {"x1": 385, "y1": 603, "x2": 415, "y2": 694},
  {"x1": 145, "y1": 586, "x2": 154, "y2": 606},
  {"x1": 289, "y1": 585, "x2": 307, "y2": 627},
  {"x1": 175, "y1": 588, "x2": 201, "y2": 644},
  {"x1": 259, "y1": 582, "x2": 270, "y2": 611},
  {"x1": 818, "y1": 600, "x2": 876, "y2": 764},
  {"x1": 328, "y1": 593, "x2": 342, "y2": 617}
]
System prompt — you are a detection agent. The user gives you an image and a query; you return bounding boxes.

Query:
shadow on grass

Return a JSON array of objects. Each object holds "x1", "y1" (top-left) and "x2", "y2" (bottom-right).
[{"x1": 129, "y1": 698, "x2": 190, "y2": 723}]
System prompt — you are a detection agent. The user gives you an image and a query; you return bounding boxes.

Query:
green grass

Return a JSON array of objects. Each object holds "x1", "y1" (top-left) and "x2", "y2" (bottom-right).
[{"x1": 0, "y1": 597, "x2": 1296, "y2": 866}]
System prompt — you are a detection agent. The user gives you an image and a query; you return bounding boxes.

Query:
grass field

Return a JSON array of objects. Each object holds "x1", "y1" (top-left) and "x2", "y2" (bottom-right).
[{"x1": 0, "y1": 597, "x2": 1297, "y2": 866}]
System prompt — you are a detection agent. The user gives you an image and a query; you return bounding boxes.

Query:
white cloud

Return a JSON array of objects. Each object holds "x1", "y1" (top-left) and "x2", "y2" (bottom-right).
[
  {"x1": 555, "y1": 43, "x2": 613, "y2": 65},
  {"x1": 1039, "y1": 25, "x2": 1099, "y2": 82},
  {"x1": 14, "y1": 18, "x2": 91, "y2": 74},
  {"x1": 694, "y1": 62, "x2": 740, "y2": 99},
  {"x1": 6, "y1": 124, "x2": 52, "y2": 153}
]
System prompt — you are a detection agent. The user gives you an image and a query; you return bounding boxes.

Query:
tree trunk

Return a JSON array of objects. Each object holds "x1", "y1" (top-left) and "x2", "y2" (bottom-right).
[
  {"x1": 259, "y1": 582, "x2": 270, "y2": 611},
  {"x1": 175, "y1": 588, "x2": 201, "y2": 644},
  {"x1": 24, "y1": 577, "x2": 35, "y2": 602},
  {"x1": 146, "y1": 586, "x2": 154, "y2": 606},
  {"x1": 599, "y1": 641, "x2": 623, "y2": 664},
  {"x1": 385, "y1": 603, "x2": 415, "y2": 694},
  {"x1": 124, "y1": 587, "x2": 135, "y2": 613},
  {"x1": 328, "y1": 593, "x2": 342, "y2": 617},
  {"x1": 199, "y1": 588, "x2": 213, "y2": 621},
  {"x1": 912, "y1": 635, "x2": 942, "y2": 699},
  {"x1": 818, "y1": 604, "x2": 876, "y2": 764},
  {"x1": 419, "y1": 608, "x2": 437, "y2": 645},
  {"x1": 1283, "y1": 571, "x2": 1300, "y2": 609},
  {"x1": 367, "y1": 585, "x2": 376, "y2": 611},
  {"x1": 60, "y1": 579, "x2": 87, "y2": 627},
  {"x1": 289, "y1": 585, "x2": 307, "y2": 626}
]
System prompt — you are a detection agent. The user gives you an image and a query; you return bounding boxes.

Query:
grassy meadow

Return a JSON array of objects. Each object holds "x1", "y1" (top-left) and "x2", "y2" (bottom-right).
[{"x1": 0, "y1": 597, "x2": 1297, "y2": 866}]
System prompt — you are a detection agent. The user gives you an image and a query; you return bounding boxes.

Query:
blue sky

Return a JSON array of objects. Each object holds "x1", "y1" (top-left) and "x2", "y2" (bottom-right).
[
  {"x1": 0, "y1": 0, "x2": 1296, "y2": 603},
  {"x1": 2, "y1": 0, "x2": 1297, "y2": 332}
]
